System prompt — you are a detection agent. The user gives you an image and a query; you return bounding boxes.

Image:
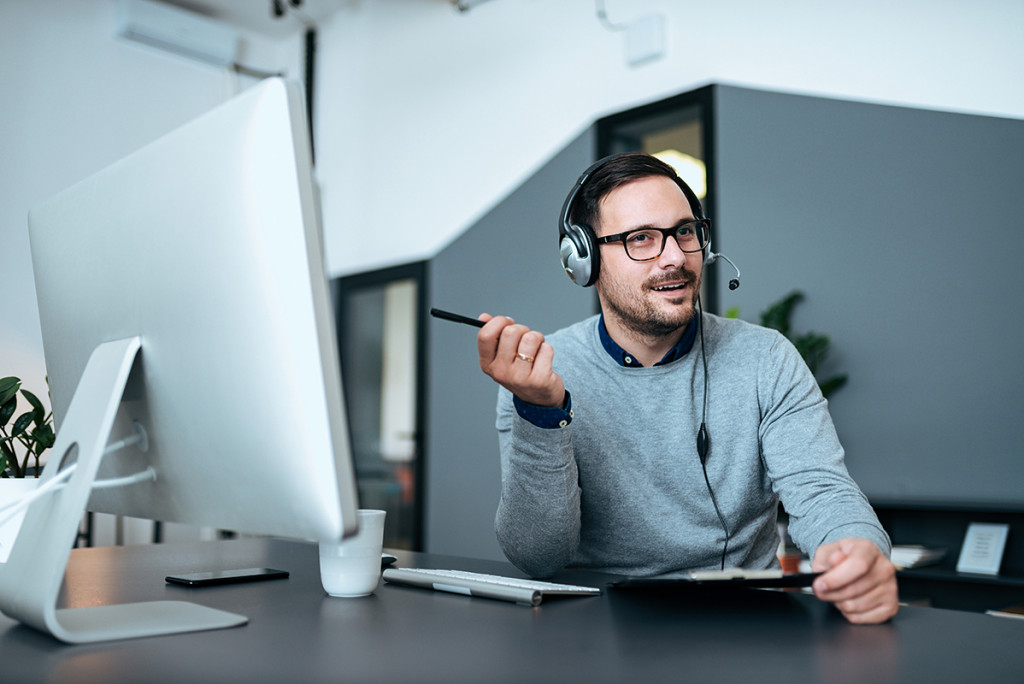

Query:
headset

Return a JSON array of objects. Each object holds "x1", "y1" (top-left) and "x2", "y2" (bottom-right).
[
  {"x1": 557, "y1": 153, "x2": 734, "y2": 568},
  {"x1": 558, "y1": 154, "x2": 709, "y2": 288}
]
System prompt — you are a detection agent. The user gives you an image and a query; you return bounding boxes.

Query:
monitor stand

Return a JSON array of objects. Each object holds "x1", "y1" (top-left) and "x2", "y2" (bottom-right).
[{"x1": 0, "y1": 337, "x2": 247, "y2": 643}]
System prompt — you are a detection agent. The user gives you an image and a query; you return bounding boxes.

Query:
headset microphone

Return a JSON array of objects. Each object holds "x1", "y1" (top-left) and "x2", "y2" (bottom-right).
[{"x1": 704, "y1": 250, "x2": 741, "y2": 290}]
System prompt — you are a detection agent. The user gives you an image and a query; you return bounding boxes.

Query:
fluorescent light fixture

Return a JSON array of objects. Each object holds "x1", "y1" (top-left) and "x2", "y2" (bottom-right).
[{"x1": 116, "y1": 0, "x2": 240, "y2": 67}]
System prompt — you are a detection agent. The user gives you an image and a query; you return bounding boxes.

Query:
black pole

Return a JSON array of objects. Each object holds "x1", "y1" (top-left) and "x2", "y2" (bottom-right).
[{"x1": 304, "y1": 27, "x2": 317, "y2": 165}]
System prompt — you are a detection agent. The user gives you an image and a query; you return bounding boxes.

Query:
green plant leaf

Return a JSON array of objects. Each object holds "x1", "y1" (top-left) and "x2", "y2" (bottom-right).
[
  {"x1": 0, "y1": 396, "x2": 16, "y2": 427},
  {"x1": 32, "y1": 423, "x2": 55, "y2": 453},
  {"x1": 819, "y1": 375, "x2": 848, "y2": 399},
  {"x1": 22, "y1": 389, "x2": 44, "y2": 416},
  {"x1": 0, "y1": 377, "x2": 20, "y2": 407},
  {"x1": 758, "y1": 291, "x2": 847, "y2": 399},
  {"x1": 12, "y1": 411, "x2": 34, "y2": 437},
  {"x1": 759, "y1": 291, "x2": 804, "y2": 337},
  {"x1": 0, "y1": 377, "x2": 56, "y2": 471},
  {"x1": 793, "y1": 332, "x2": 830, "y2": 375}
]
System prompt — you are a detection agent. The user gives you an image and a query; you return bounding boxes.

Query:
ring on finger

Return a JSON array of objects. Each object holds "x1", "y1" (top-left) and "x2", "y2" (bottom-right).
[{"x1": 516, "y1": 352, "x2": 535, "y2": 363}]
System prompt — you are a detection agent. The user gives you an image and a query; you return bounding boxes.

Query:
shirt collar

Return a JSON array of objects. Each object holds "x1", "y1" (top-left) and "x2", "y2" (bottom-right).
[{"x1": 598, "y1": 314, "x2": 698, "y2": 367}]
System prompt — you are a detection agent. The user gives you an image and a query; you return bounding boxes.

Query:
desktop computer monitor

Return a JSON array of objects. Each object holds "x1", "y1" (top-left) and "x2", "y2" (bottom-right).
[{"x1": 0, "y1": 78, "x2": 360, "y2": 643}]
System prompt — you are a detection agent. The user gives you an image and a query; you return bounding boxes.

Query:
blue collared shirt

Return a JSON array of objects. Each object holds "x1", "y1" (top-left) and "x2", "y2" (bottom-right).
[
  {"x1": 597, "y1": 314, "x2": 698, "y2": 367},
  {"x1": 512, "y1": 315, "x2": 698, "y2": 428}
]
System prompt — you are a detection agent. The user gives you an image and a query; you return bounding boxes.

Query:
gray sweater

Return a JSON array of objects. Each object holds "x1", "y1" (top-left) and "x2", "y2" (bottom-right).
[{"x1": 494, "y1": 313, "x2": 890, "y2": 578}]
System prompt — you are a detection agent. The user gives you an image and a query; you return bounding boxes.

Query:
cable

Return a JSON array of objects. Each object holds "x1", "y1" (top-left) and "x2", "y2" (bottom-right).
[
  {"x1": 696, "y1": 297, "x2": 730, "y2": 570},
  {"x1": 92, "y1": 467, "x2": 157, "y2": 490},
  {"x1": 0, "y1": 424, "x2": 154, "y2": 532},
  {"x1": 269, "y1": 0, "x2": 315, "y2": 28},
  {"x1": 0, "y1": 465, "x2": 77, "y2": 523},
  {"x1": 595, "y1": 0, "x2": 628, "y2": 32},
  {"x1": 0, "y1": 467, "x2": 157, "y2": 532}
]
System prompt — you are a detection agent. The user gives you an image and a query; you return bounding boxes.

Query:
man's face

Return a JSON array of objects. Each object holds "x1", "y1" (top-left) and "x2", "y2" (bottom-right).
[{"x1": 594, "y1": 175, "x2": 703, "y2": 338}]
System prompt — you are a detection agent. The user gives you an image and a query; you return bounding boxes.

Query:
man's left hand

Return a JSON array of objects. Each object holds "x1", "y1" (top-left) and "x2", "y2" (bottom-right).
[{"x1": 811, "y1": 538, "x2": 898, "y2": 624}]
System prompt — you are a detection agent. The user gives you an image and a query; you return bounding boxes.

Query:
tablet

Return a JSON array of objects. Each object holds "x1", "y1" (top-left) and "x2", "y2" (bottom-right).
[{"x1": 609, "y1": 568, "x2": 821, "y2": 590}]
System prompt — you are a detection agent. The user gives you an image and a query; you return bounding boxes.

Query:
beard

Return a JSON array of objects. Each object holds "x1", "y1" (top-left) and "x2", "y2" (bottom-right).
[{"x1": 598, "y1": 268, "x2": 700, "y2": 338}]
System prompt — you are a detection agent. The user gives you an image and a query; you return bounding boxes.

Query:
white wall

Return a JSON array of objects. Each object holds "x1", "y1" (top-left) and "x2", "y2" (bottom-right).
[
  {"x1": 0, "y1": 0, "x2": 293, "y2": 410},
  {"x1": 7, "y1": 0, "x2": 1024, "y2": 396},
  {"x1": 313, "y1": 0, "x2": 1024, "y2": 278}
]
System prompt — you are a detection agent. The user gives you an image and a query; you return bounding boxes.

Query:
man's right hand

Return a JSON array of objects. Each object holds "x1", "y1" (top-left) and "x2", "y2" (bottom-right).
[{"x1": 476, "y1": 314, "x2": 565, "y2": 408}]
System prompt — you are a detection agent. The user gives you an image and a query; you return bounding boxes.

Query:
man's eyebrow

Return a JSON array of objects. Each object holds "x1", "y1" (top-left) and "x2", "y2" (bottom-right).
[{"x1": 618, "y1": 217, "x2": 697, "y2": 233}]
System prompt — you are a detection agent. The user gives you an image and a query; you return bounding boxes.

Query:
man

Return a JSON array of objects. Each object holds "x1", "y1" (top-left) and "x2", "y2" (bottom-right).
[{"x1": 475, "y1": 153, "x2": 898, "y2": 624}]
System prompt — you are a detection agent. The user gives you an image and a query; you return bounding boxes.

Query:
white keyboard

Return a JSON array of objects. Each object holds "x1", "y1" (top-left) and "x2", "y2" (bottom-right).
[{"x1": 382, "y1": 567, "x2": 601, "y2": 606}]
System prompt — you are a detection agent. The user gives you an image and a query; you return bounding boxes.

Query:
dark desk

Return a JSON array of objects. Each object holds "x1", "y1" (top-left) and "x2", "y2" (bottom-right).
[{"x1": 1, "y1": 539, "x2": 1023, "y2": 683}]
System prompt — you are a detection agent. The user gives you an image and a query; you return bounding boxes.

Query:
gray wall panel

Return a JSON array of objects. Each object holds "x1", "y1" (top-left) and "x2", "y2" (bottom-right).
[
  {"x1": 426, "y1": 130, "x2": 598, "y2": 558},
  {"x1": 712, "y1": 86, "x2": 1024, "y2": 506}
]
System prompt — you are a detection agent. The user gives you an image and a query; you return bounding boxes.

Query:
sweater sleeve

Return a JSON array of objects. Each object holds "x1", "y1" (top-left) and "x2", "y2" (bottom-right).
[
  {"x1": 493, "y1": 387, "x2": 582, "y2": 578},
  {"x1": 756, "y1": 332, "x2": 891, "y2": 558}
]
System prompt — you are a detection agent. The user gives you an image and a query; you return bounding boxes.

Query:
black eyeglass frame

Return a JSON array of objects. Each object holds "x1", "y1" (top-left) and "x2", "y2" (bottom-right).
[{"x1": 595, "y1": 218, "x2": 712, "y2": 261}]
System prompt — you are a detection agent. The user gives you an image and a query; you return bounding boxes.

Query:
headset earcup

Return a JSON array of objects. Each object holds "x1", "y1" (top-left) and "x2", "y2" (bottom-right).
[{"x1": 560, "y1": 224, "x2": 597, "y2": 287}]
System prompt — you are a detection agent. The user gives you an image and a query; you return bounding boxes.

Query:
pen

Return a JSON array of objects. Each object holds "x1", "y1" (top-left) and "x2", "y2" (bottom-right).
[{"x1": 429, "y1": 308, "x2": 486, "y2": 328}]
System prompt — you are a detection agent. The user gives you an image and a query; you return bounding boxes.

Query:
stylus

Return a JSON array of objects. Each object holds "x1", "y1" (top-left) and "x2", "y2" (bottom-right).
[{"x1": 430, "y1": 308, "x2": 486, "y2": 328}]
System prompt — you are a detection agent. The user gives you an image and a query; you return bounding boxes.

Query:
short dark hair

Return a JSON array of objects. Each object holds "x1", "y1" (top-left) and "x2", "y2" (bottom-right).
[{"x1": 568, "y1": 153, "x2": 704, "y2": 231}]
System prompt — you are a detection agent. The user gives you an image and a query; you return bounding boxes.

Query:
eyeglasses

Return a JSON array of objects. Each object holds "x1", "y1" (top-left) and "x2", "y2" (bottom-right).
[{"x1": 595, "y1": 219, "x2": 711, "y2": 261}]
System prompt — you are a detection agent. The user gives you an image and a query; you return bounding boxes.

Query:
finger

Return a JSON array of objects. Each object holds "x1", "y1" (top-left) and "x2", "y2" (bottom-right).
[
  {"x1": 511, "y1": 342, "x2": 565, "y2": 408},
  {"x1": 815, "y1": 554, "x2": 895, "y2": 604},
  {"x1": 514, "y1": 331, "x2": 545, "y2": 366},
  {"x1": 832, "y1": 581, "x2": 900, "y2": 624},
  {"x1": 477, "y1": 315, "x2": 514, "y2": 369},
  {"x1": 532, "y1": 341, "x2": 555, "y2": 373},
  {"x1": 816, "y1": 568, "x2": 877, "y2": 603},
  {"x1": 528, "y1": 343, "x2": 566, "y2": 408},
  {"x1": 812, "y1": 545, "x2": 846, "y2": 574},
  {"x1": 496, "y1": 323, "x2": 531, "y2": 367},
  {"x1": 839, "y1": 599, "x2": 899, "y2": 624},
  {"x1": 813, "y1": 554, "x2": 865, "y2": 595},
  {"x1": 830, "y1": 576, "x2": 894, "y2": 610},
  {"x1": 812, "y1": 540, "x2": 878, "y2": 592},
  {"x1": 844, "y1": 604, "x2": 899, "y2": 625}
]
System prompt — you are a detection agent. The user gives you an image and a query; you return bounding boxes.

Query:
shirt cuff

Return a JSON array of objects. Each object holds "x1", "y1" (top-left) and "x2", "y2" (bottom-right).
[{"x1": 512, "y1": 391, "x2": 573, "y2": 429}]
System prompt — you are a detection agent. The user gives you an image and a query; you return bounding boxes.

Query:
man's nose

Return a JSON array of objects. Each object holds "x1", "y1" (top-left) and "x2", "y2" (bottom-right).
[{"x1": 656, "y1": 232, "x2": 688, "y2": 267}]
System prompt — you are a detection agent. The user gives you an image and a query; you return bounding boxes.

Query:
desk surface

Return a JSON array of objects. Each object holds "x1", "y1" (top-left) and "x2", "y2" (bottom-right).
[{"x1": 2, "y1": 538, "x2": 1023, "y2": 683}]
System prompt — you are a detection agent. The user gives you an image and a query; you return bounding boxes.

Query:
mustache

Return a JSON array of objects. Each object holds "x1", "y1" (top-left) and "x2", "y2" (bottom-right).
[{"x1": 646, "y1": 269, "x2": 697, "y2": 289}]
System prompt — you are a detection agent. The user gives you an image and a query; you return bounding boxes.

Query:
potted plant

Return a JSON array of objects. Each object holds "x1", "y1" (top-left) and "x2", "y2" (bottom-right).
[
  {"x1": 1, "y1": 376, "x2": 55, "y2": 561},
  {"x1": 1, "y1": 376, "x2": 55, "y2": 479},
  {"x1": 727, "y1": 291, "x2": 848, "y2": 399}
]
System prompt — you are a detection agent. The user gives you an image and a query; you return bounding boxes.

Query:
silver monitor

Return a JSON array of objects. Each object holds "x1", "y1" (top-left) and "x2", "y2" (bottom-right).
[{"x1": 0, "y1": 78, "x2": 359, "y2": 643}]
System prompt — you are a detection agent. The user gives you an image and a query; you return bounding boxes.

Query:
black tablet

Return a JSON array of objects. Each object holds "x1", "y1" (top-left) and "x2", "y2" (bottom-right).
[{"x1": 609, "y1": 569, "x2": 821, "y2": 590}]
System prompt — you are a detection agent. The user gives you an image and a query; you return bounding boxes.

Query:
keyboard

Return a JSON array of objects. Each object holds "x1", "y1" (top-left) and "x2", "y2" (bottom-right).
[{"x1": 382, "y1": 567, "x2": 601, "y2": 606}]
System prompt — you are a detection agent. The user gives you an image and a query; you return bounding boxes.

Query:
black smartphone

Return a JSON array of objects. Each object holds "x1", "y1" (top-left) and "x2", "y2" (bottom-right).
[{"x1": 165, "y1": 567, "x2": 290, "y2": 587}]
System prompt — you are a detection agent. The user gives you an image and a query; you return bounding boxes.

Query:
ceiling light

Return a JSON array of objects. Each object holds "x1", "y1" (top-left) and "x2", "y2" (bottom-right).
[{"x1": 653, "y1": 149, "x2": 707, "y2": 199}]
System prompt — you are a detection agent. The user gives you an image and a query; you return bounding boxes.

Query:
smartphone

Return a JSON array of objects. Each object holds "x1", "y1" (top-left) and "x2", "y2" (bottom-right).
[{"x1": 165, "y1": 567, "x2": 290, "y2": 587}]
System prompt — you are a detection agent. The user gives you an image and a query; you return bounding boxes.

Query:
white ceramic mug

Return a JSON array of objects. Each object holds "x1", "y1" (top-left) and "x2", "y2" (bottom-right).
[{"x1": 319, "y1": 509, "x2": 386, "y2": 597}]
